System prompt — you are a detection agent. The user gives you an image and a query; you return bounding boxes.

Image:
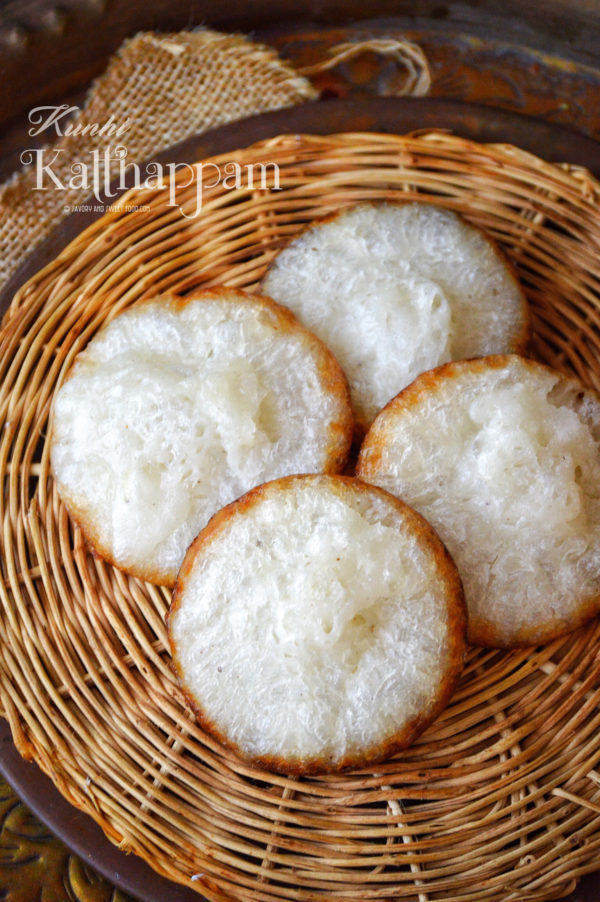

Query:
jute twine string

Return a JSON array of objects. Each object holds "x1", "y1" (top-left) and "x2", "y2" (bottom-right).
[
  {"x1": 297, "y1": 38, "x2": 431, "y2": 96},
  {"x1": 0, "y1": 130, "x2": 600, "y2": 899}
]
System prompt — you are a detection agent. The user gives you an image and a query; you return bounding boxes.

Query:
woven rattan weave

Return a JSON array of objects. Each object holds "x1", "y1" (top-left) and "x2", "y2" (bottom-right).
[{"x1": 1, "y1": 131, "x2": 600, "y2": 901}]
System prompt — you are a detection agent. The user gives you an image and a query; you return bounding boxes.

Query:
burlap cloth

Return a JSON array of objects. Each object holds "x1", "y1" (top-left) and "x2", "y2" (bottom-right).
[{"x1": 0, "y1": 29, "x2": 429, "y2": 288}]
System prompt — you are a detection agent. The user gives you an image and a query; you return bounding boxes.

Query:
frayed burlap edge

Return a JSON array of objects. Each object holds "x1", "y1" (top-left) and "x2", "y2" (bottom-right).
[{"x1": 0, "y1": 28, "x2": 318, "y2": 288}]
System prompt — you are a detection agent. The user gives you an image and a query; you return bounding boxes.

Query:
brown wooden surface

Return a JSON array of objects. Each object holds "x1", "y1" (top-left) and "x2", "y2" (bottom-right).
[{"x1": 0, "y1": 0, "x2": 599, "y2": 133}]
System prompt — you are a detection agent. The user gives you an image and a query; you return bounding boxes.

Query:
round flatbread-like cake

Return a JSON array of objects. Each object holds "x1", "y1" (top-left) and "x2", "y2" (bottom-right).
[
  {"x1": 168, "y1": 474, "x2": 466, "y2": 774},
  {"x1": 50, "y1": 288, "x2": 353, "y2": 586},
  {"x1": 358, "y1": 355, "x2": 600, "y2": 648},
  {"x1": 262, "y1": 201, "x2": 530, "y2": 430}
]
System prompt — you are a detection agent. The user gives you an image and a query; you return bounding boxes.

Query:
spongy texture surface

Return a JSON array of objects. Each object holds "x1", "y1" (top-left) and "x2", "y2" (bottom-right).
[
  {"x1": 262, "y1": 202, "x2": 529, "y2": 426},
  {"x1": 50, "y1": 291, "x2": 352, "y2": 585},
  {"x1": 169, "y1": 475, "x2": 465, "y2": 772},
  {"x1": 358, "y1": 356, "x2": 600, "y2": 647}
]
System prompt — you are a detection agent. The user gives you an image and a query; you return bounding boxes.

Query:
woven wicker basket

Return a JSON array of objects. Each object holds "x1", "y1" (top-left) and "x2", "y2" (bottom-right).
[{"x1": 1, "y1": 131, "x2": 600, "y2": 902}]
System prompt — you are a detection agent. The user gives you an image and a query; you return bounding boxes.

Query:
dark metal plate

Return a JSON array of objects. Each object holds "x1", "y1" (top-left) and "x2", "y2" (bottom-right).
[{"x1": 2, "y1": 96, "x2": 600, "y2": 902}]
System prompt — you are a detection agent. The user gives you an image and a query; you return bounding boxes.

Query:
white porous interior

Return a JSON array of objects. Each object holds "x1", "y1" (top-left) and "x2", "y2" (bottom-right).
[
  {"x1": 262, "y1": 202, "x2": 527, "y2": 424},
  {"x1": 50, "y1": 295, "x2": 348, "y2": 583},
  {"x1": 359, "y1": 358, "x2": 600, "y2": 643},
  {"x1": 171, "y1": 477, "x2": 457, "y2": 767}
]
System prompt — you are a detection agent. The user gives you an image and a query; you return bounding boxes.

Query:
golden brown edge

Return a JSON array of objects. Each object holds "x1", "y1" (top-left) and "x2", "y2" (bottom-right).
[
  {"x1": 467, "y1": 591, "x2": 600, "y2": 649},
  {"x1": 357, "y1": 353, "x2": 600, "y2": 649},
  {"x1": 167, "y1": 473, "x2": 467, "y2": 776},
  {"x1": 49, "y1": 286, "x2": 355, "y2": 587}
]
